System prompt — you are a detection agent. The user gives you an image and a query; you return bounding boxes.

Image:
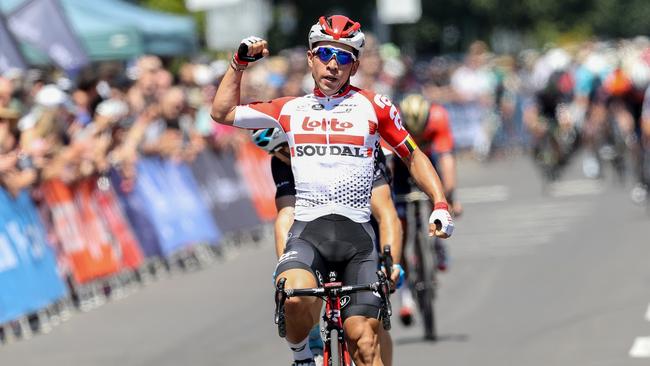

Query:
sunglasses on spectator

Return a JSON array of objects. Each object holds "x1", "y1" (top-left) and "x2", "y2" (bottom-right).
[{"x1": 312, "y1": 46, "x2": 357, "y2": 66}]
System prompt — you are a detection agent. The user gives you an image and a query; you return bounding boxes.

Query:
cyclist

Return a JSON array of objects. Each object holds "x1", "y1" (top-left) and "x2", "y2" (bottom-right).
[
  {"x1": 252, "y1": 127, "x2": 402, "y2": 366},
  {"x1": 393, "y1": 94, "x2": 460, "y2": 325},
  {"x1": 523, "y1": 55, "x2": 578, "y2": 181},
  {"x1": 211, "y1": 15, "x2": 453, "y2": 366}
]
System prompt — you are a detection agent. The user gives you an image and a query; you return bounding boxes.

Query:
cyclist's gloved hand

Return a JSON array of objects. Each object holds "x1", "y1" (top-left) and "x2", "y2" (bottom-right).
[
  {"x1": 381, "y1": 264, "x2": 405, "y2": 289},
  {"x1": 429, "y1": 202, "x2": 454, "y2": 238},
  {"x1": 232, "y1": 36, "x2": 269, "y2": 70},
  {"x1": 271, "y1": 267, "x2": 277, "y2": 286},
  {"x1": 393, "y1": 264, "x2": 405, "y2": 289}
]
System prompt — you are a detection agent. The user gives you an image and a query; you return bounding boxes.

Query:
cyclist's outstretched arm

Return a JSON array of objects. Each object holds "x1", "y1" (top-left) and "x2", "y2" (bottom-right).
[
  {"x1": 210, "y1": 65, "x2": 243, "y2": 125},
  {"x1": 403, "y1": 148, "x2": 447, "y2": 204},
  {"x1": 362, "y1": 89, "x2": 453, "y2": 238},
  {"x1": 210, "y1": 38, "x2": 269, "y2": 125},
  {"x1": 437, "y1": 152, "x2": 462, "y2": 215}
]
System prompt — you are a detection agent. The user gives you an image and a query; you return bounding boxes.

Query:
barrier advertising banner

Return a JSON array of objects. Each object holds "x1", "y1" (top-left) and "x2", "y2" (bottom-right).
[
  {"x1": 0, "y1": 188, "x2": 66, "y2": 323},
  {"x1": 191, "y1": 149, "x2": 261, "y2": 234},
  {"x1": 235, "y1": 142, "x2": 277, "y2": 222},
  {"x1": 109, "y1": 168, "x2": 164, "y2": 258},
  {"x1": 41, "y1": 179, "x2": 119, "y2": 284},
  {"x1": 86, "y1": 177, "x2": 145, "y2": 270}
]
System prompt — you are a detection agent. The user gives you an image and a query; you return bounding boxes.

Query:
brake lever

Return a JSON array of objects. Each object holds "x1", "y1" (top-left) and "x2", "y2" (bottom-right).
[{"x1": 274, "y1": 278, "x2": 287, "y2": 325}]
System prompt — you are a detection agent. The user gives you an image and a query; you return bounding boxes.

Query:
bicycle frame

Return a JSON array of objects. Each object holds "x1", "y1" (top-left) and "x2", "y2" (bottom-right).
[
  {"x1": 322, "y1": 280, "x2": 351, "y2": 366},
  {"x1": 275, "y1": 270, "x2": 391, "y2": 366}
]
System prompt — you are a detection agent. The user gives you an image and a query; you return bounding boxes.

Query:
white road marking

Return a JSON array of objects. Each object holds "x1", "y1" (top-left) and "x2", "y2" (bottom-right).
[
  {"x1": 549, "y1": 179, "x2": 604, "y2": 197},
  {"x1": 629, "y1": 337, "x2": 650, "y2": 358},
  {"x1": 458, "y1": 185, "x2": 509, "y2": 204},
  {"x1": 453, "y1": 201, "x2": 591, "y2": 257},
  {"x1": 645, "y1": 304, "x2": 650, "y2": 322}
]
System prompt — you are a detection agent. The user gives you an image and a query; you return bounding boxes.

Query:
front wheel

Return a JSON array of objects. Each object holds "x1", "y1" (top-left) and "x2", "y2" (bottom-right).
[
  {"x1": 414, "y1": 201, "x2": 437, "y2": 341},
  {"x1": 326, "y1": 329, "x2": 351, "y2": 366},
  {"x1": 414, "y1": 237, "x2": 437, "y2": 340}
]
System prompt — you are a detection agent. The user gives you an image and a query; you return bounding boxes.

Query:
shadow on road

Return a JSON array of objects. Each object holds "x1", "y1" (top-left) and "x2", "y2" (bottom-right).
[{"x1": 395, "y1": 333, "x2": 470, "y2": 346}]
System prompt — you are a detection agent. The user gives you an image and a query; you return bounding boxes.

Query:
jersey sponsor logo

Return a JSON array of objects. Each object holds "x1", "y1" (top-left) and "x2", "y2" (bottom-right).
[
  {"x1": 301, "y1": 116, "x2": 353, "y2": 132},
  {"x1": 276, "y1": 181, "x2": 291, "y2": 189},
  {"x1": 372, "y1": 94, "x2": 404, "y2": 131},
  {"x1": 311, "y1": 103, "x2": 324, "y2": 110},
  {"x1": 295, "y1": 145, "x2": 367, "y2": 158},
  {"x1": 278, "y1": 250, "x2": 298, "y2": 264},
  {"x1": 294, "y1": 133, "x2": 365, "y2": 146},
  {"x1": 314, "y1": 270, "x2": 323, "y2": 285},
  {"x1": 333, "y1": 108, "x2": 353, "y2": 114},
  {"x1": 340, "y1": 295, "x2": 351, "y2": 309}
]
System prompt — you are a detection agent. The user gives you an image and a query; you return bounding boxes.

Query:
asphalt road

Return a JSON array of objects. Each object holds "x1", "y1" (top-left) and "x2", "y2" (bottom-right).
[{"x1": 2, "y1": 153, "x2": 650, "y2": 366}]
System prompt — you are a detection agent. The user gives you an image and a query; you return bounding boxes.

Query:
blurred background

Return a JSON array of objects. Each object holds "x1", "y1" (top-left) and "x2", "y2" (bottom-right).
[{"x1": 1, "y1": 0, "x2": 650, "y2": 365}]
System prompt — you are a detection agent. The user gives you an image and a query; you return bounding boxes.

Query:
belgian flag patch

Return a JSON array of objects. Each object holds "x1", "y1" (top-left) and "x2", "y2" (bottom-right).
[{"x1": 405, "y1": 136, "x2": 417, "y2": 153}]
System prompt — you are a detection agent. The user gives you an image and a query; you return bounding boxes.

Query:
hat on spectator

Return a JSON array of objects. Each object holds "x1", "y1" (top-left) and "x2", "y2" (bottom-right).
[
  {"x1": 193, "y1": 64, "x2": 216, "y2": 86},
  {"x1": 96, "y1": 99, "x2": 129, "y2": 120},
  {"x1": 35, "y1": 84, "x2": 74, "y2": 111}
]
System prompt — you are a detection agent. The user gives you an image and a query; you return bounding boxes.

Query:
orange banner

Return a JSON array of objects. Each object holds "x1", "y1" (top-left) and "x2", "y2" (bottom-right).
[
  {"x1": 235, "y1": 142, "x2": 277, "y2": 222},
  {"x1": 90, "y1": 177, "x2": 144, "y2": 270},
  {"x1": 41, "y1": 179, "x2": 119, "y2": 284}
]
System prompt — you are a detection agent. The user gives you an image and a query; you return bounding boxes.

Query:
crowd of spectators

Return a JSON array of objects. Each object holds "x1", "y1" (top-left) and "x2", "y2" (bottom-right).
[{"x1": 2, "y1": 33, "x2": 650, "y2": 199}]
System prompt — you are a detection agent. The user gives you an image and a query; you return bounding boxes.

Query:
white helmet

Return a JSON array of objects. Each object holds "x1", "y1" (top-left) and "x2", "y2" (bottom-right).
[
  {"x1": 308, "y1": 15, "x2": 365, "y2": 56},
  {"x1": 251, "y1": 128, "x2": 287, "y2": 153}
]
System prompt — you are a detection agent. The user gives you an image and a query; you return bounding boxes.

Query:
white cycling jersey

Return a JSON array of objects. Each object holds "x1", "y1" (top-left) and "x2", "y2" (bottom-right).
[{"x1": 233, "y1": 85, "x2": 417, "y2": 223}]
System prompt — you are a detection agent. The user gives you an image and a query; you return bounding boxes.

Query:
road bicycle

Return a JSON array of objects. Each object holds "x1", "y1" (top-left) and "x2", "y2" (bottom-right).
[
  {"x1": 395, "y1": 191, "x2": 440, "y2": 341},
  {"x1": 274, "y1": 248, "x2": 394, "y2": 366}
]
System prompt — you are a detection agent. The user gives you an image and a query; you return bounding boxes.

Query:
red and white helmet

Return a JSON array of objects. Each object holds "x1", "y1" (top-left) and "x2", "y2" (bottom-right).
[{"x1": 308, "y1": 15, "x2": 365, "y2": 56}]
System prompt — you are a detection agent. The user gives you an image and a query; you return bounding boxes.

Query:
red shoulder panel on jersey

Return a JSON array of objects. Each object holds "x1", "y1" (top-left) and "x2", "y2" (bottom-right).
[
  {"x1": 247, "y1": 96, "x2": 296, "y2": 123},
  {"x1": 354, "y1": 87, "x2": 413, "y2": 158}
]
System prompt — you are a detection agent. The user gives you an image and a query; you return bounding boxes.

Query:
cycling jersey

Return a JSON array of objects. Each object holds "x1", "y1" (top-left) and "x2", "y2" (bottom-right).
[
  {"x1": 271, "y1": 147, "x2": 391, "y2": 199},
  {"x1": 393, "y1": 103, "x2": 454, "y2": 196},
  {"x1": 234, "y1": 85, "x2": 415, "y2": 223}
]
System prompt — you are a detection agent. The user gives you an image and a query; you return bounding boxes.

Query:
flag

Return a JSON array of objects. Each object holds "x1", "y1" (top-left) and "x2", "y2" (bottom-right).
[
  {"x1": 0, "y1": 15, "x2": 26, "y2": 73},
  {"x1": 8, "y1": 0, "x2": 88, "y2": 71}
]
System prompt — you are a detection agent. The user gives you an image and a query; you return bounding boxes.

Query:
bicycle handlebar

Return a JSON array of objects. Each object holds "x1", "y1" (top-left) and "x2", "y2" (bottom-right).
[
  {"x1": 285, "y1": 278, "x2": 384, "y2": 298},
  {"x1": 274, "y1": 270, "x2": 393, "y2": 335}
]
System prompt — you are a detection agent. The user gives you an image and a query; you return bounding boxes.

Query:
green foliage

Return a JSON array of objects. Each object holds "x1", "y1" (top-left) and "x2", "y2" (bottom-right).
[
  {"x1": 137, "y1": 0, "x2": 207, "y2": 47},
  {"x1": 138, "y1": 0, "x2": 650, "y2": 56}
]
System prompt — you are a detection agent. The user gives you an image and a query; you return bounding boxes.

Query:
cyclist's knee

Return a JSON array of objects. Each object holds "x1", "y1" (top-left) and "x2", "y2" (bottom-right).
[
  {"x1": 284, "y1": 295, "x2": 319, "y2": 313},
  {"x1": 345, "y1": 317, "x2": 380, "y2": 364},
  {"x1": 277, "y1": 268, "x2": 318, "y2": 289},
  {"x1": 277, "y1": 268, "x2": 320, "y2": 317}
]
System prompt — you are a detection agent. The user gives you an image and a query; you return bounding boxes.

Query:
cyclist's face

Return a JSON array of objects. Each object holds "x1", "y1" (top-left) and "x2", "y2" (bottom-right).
[{"x1": 308, "y1": 41, "x2": 359, "y2": 96}]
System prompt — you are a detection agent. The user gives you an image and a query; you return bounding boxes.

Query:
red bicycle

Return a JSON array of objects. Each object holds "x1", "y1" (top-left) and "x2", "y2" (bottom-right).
[{"x1": 274, "y1": 249, "x2": 393, "y2": 366}]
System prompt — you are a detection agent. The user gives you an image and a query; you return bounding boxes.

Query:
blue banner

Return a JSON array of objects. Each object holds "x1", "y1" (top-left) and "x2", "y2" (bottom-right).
[
  {"x1": 131, "y1": 157, "x2": 221, "y2": 257},
  {"x1": 162, "y1": 159, "x2": 221, "y2": 246},
  {"x1": 0, "y1": 188, "x2": 66, "y2": 324},
  {"x1": 191, "y1": 149, "x2": 262, "y2": 234},
  {"x1": 110, "y1": 168, "x2": 164, "y2": 258},
  {"x1": 133, "y1": 157, "x2": 187, "y2": 257}
]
